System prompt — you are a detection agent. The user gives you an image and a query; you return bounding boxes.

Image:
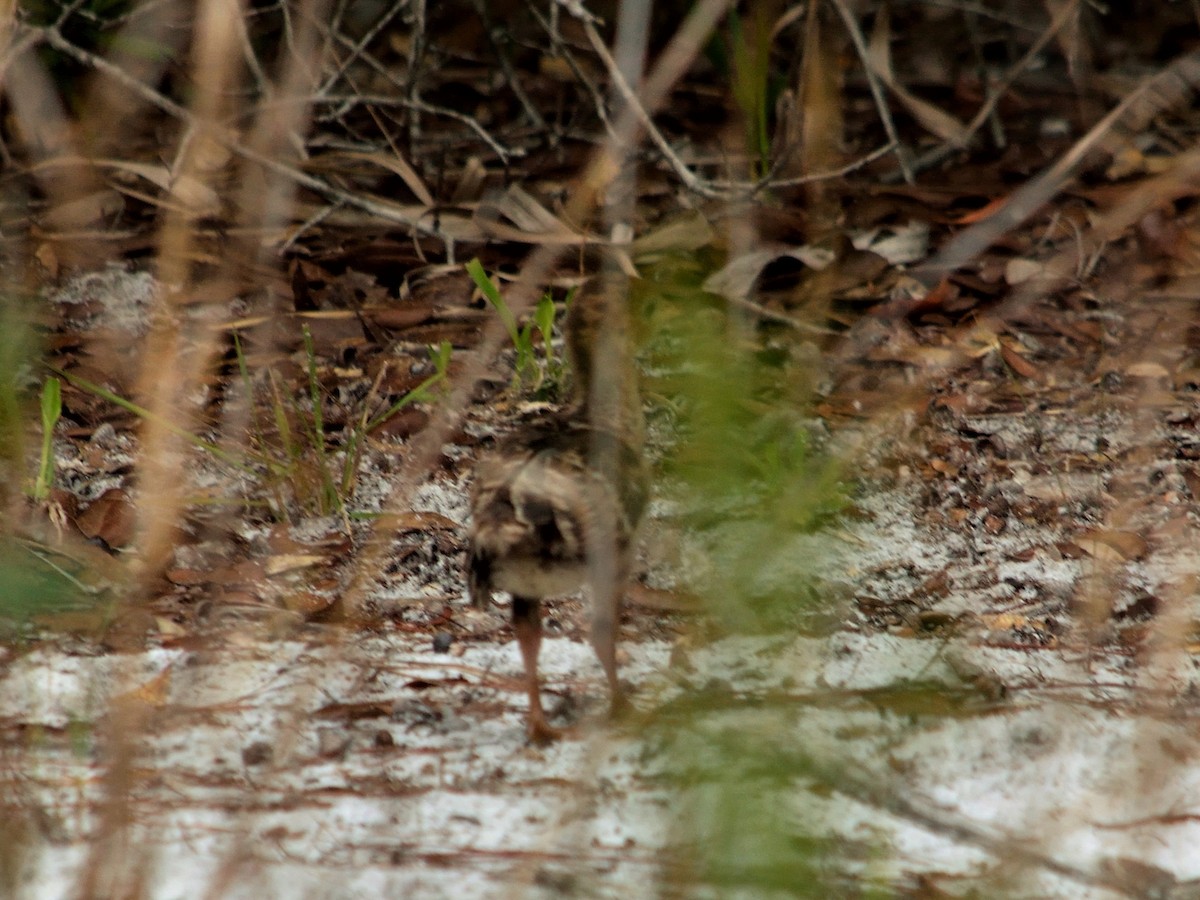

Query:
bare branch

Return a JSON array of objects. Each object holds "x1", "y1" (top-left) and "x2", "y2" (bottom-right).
[
  {"x1": 35, "y1": 21, "x2": 449, "y2": 241},
  {"x1": 826, "y1": 0, "x2": 914, "y2": 184}
]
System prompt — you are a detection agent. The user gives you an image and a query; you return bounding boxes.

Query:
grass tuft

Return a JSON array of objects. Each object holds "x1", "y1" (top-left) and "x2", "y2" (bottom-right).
[{"x1": 466, "y1": 257, "x2": 568, "y2": 398}]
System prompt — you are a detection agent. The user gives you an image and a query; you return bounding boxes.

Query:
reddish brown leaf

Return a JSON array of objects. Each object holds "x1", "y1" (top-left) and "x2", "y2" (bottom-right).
[{"x1": 75, "y1": 488, "x2": 135, "y2": 549}]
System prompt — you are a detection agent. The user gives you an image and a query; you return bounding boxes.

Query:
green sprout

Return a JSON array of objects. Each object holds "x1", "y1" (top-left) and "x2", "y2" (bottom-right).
[
  {"x1": 32, "y1": 377, "x2": 62, "y2": 502},
  {"x1": 466, "y1": 258, "x2": 566, "y2": 396}
]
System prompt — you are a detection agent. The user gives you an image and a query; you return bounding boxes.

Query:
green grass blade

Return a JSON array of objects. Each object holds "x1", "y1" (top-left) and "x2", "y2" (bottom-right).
[
  {"x1": 465, "y1": 258, "x2": 520, "y2": 344},
  {"x1": 33, "y1": 377, "x2": 62, "y2": 501},
  {"x1": 52, "y1": 367, "x2": 276, "y2": 476},
  {"x1": 366, "y1": 342, "x2": 451, "y2": 433}
]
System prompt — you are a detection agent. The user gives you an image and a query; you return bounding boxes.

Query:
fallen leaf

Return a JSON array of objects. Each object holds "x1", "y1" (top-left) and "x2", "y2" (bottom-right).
[
  {"x1": 1124, "y1": 361, "x2": 1171, "y2": 380},
  {"x1": 1004, "y1": 258, "x2": 1047, "y2": 285},
  {"x1": 1075, "y1": 529, "x2": 1149, "y2": 561},
  {"x1": 1000, "y1": 340, "x2": 1041, "y2": 379},
  {"x1": 76, "y1": 488, "x2": 136, "y2": 549},
  {"x1": 849, "y1": 221, "x2": 930, "y2": 265},
  {"x1": 866, "y1": 7, "x2": 968, "y2": 146},
  {"x1": 381, "y1": 511, "x2": 460, "y2": 532},
  {"x1": 702, "y1": 245, "x2": 834, "y2": 302},
  {"x1": 266, "y1": 554, "x2": 327, "y2": 576}
]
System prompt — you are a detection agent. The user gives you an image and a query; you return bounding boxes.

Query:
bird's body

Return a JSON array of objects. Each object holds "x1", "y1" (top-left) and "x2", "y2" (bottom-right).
[{"x1": 467, "y1": 276, "x2": 646, "y2": 743}]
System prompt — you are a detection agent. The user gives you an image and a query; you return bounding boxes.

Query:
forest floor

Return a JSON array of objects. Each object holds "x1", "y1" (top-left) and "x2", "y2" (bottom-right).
[
  {"x1": 7, "y1": 3, "x2": 1200, "y2": 898},
  {"x1": 8, "y1": 250, "x2": 1200, "y2": 898}
]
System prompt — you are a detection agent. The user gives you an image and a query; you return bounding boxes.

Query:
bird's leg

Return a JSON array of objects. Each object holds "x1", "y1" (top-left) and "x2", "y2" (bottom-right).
[
  {"x1": 511, "y1": 596, "x2": 561, "y2": 744},
  {"x1": 467, "y1": 548, "x2": 492, "y2": 610}
]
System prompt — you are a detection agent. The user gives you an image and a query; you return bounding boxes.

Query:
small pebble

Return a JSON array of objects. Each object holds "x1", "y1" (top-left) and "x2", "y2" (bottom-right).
[
  {"x1": 241, "y1": 741, "x2": 272, "y2": 766},
  {"x1": 432, "y1": 631, "x2": 454, "y2": 653}
]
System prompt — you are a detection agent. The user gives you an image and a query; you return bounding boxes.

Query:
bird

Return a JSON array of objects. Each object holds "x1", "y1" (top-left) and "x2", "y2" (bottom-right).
[{"x1": 467, "y1": 273, "x2": 647, "y2": 744}]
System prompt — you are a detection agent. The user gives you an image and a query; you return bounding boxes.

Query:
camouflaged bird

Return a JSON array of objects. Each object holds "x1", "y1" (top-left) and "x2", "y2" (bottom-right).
[{"x1": 467, "y1": 274, "x2": 647, "y2": 744}]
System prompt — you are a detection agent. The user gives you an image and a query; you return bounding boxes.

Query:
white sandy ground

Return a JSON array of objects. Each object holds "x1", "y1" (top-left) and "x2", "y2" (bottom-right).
[
  {"x1": 10, "y1": 266, "x2": 1200, "y2": 897},
  {"x1": 7, "y1": 468, "x2": 1200, "y2": 899}
]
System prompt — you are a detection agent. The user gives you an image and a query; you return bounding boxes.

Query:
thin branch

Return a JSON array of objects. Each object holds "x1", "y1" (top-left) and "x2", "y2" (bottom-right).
[
  {"x1": 826, "y1": 0, "x2": 914, "y2": 184},
  {"x1": 35, "y1": 21, "x2": 448, "y2": 241},
  {"x1": 544, "y1": 0, "x2": 885, "y2": 199},
  {"x1": 0, "y1": 26, "x2": 48, "y2": 82},
  {"x1": 527, "y1": 2, "x2": 619, "y2": 142},
  {"x1": 471, "y1": 0, "x2": 548, "y2": 133},
  {"x1": 278, "y1": 198, "x2": 344, "y2": 254},
  {"x1": 52, "y1": 0, "x2": 91, "y2": 29},
  {"x1": 313, "y1": 20, "x2": 520, "y2": 162},
  {"x1": 404, "y1": 0, "x2": 426, "y2": 159},
  {"x1": 754, "y1": 140, "x2": 897, "y2": 192},
  {"x1": 578, "y1": 11, "x2": 723, "y2": 197},
  {"x1": 914, "y1": 0, "x2": 1082, "y2": 177},
  {"x1": 316, "y1": 0, "x2": 409, "y2": 99},
  {"x1": 915, "y1": 74, "x2": 1159, "y2": 283}
]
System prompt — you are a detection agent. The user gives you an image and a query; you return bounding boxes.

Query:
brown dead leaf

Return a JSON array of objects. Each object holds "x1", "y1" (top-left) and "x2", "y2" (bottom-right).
[
  {"x1": 76, "y1": 488, "x2": 136, "y2": 549},
  {"x1": 999, "y1": 340, "x2": 1041, "y2": 379},
  {"x1": 702, "y1": 246, "x2": 834, "y2": 302},
  {"x1": 363, "y1": 305, "x2": 437, "y2": 331},
  {"x1": 1124, "y1": 361, "x2": 1172, "y2": 381},
  {"x1": 319, "y1": 149, "x2": 435, "y2": 207},
  {"x1": 266, "y1": 554, "x2": 327, "y2": 577},
  {"x1": 381, "y1": 511, "x2": 460, "y2": 533},
  {"x1": 282, "y1": 591, "x2": 338, "y2": 618},
  {"x1": 1076, "y1": 529, "x2": 1150, "y2": 562},
  {"x1": 475, "y1": 184, "x2": 598, "y2": 245},
  {"x1": 103, "y1": 159, "x2": 222, "y2": 216},
  {"x1": 372, "y1": 407, "x2": 429, "y2": 439},
  {"x1": 867, "y1": 7, "x2": 968, "y2": 147},
  {"x1": 166, "y1": 568, "x2": 211, "y2": 586}
]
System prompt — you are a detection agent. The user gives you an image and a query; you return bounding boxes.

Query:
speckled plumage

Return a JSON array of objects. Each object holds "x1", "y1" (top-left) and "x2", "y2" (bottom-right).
[{"x1": 467, "y1": 276, "x2": 646, "y2": 743}]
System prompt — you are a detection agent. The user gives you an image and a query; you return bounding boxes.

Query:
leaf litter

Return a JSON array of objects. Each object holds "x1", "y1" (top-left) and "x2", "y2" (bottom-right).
[
  {"x1": 12, "y1": 4, "x2": 1200, "y2": 897},
  {"x1": 11, "y1": 257, "x2": 1200, "y2": 898}
]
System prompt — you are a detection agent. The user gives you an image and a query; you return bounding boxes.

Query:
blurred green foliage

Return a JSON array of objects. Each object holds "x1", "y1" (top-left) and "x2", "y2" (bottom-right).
[
  {"x1": 636, "y1": 248, "x2": 854, "y2": 895},
  {"x1": 0, "y1": 538, "x2": 97, "y2": 631},
  {"x1": 637, "y1": 250, "x2": 844, "y2": 630}
]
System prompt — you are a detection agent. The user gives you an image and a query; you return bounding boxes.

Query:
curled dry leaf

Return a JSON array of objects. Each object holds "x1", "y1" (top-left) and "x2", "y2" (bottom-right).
[
  {"x1": 702, "y1": 245, "x2": 835, "y2": 302},
  {"x1": 866, "y1": 6, "x2": 969, "y2": 147},
  {"x1": 315, "y1": 150, "x2": 434, "y2": 207},
  {"x1": 849, "y1": 220, "x2": 930, "y2": 265},
  {"x1": 167, "y1": 174, "x2": 221, "y2": 217},
  {"x1": 76, "y1": 487, "x2": 136, "y2": 549},
  {"x1": 101, "y1": 159, "x2": 221, "y2": 217},
  {"x1": 474, "y1": 185, "x2": 600, "y2": 245}
]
